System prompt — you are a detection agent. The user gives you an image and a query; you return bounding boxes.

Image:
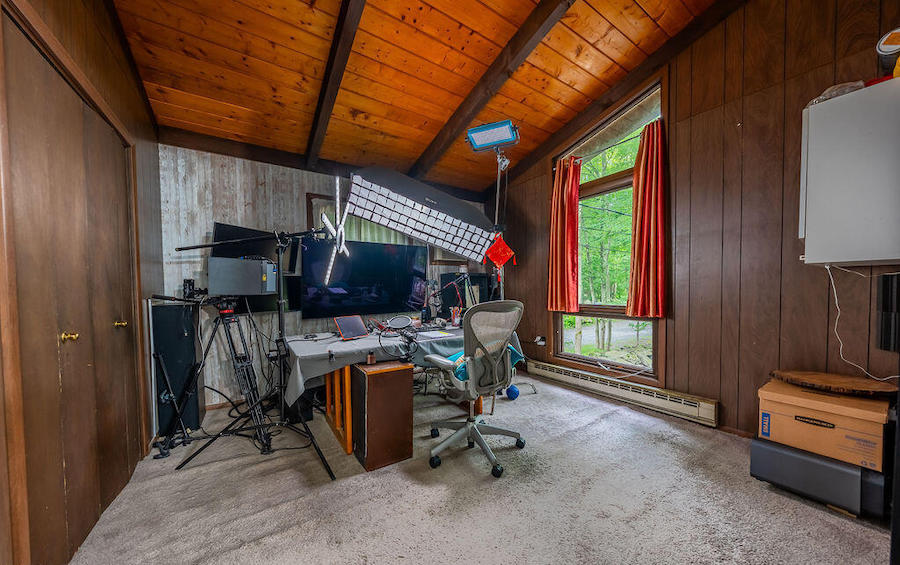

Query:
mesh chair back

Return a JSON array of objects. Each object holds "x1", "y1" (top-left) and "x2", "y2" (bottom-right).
[{"x1": 463, "y1": 300, "x2": 524, "y2": 397}]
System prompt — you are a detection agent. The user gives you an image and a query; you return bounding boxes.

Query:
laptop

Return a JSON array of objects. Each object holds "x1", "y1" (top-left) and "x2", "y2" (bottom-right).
[{"x1": 333, "y1": 315, "x2": 369, "y2": 340}]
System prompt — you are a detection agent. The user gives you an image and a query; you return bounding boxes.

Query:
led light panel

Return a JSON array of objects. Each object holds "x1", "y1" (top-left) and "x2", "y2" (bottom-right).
[
  {"x1": 466, "y1": 120, "x2": 519, "y2": 152},
  {"x1": 346, "y1": 175, "x2": 494, "y2": 263}
]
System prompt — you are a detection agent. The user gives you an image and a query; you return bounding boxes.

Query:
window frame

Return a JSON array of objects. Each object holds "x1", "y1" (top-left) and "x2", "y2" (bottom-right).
[
  {"x1": 549, "y1": 78, "x2": 667, "y2": 388},
  {"x1": 573, "y1": 168, "x2": 633, "y2": 315},
  {"x1": 553, "y1": 313, "x2": 660, "y2": 378}
]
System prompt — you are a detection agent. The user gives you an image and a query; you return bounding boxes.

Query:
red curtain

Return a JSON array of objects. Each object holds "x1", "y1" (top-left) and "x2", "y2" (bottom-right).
[
  {"x1": 626, "y1": 119, "x2": 667, "y2": 318},
  {"x1": 547, "y1": 156, "x2": 581, "y2": 312}
]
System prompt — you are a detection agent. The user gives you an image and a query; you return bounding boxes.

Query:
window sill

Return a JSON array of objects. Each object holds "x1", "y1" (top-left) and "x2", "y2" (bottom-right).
[{"x1": 549, "y1": 352, "x2": 662, "y2": 388}]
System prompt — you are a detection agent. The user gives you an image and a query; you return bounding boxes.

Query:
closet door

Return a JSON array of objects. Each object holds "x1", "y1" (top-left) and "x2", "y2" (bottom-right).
[
  {"x1": 84, "y1": 106, "x2": 137, "y2": 510},
  {"x1": 4, "y1": 15, "x2": 99, "y2": 564},
  {"x1": 3, "y1": 14, "x2": 138, "y2": 563}
]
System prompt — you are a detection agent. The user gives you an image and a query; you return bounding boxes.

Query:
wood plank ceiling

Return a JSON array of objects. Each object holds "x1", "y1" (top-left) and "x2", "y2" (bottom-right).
[{"x1": 113, "y1": 0, "x2": 712, "y2": 191}]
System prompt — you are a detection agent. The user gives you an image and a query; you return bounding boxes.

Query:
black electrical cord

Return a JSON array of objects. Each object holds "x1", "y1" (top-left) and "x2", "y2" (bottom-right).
[
  {"x1": 376, "y1": 329, "x2": 419, "y2": 361},
  {"x1": 204, "y1": 384, "x2": 245, "y2": 416},
  {"x1": 244, "y1": 298, "x2": 276, "y2": 396}
]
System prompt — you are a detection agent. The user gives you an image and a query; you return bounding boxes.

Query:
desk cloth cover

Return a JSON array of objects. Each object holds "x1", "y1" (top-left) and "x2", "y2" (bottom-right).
[{"x1": 284, "y1": 328, "x2": 522, "y2": 405}]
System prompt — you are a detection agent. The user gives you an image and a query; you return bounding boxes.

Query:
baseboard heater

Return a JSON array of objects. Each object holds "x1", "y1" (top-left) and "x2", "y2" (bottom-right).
[{"x1": 526, "y1": 360, "x2": 718, "y2": 427}]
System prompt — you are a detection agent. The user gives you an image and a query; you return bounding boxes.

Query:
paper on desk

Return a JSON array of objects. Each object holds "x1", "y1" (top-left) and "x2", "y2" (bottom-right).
[{"x1": 418, "y1": 330, "x2": 453, "y2": 339}]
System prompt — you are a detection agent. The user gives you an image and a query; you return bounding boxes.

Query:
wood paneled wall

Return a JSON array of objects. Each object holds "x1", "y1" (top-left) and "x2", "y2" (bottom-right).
[{"x1": 506, "y1": 0, "x2": 900, "y2": 435}]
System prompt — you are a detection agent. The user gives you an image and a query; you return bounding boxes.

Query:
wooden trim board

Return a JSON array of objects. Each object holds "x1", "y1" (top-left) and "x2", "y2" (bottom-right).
[
  {"x1": 1, "y1": 0, "x2": 133, "y2": 145},
  {"x1": 158, "y1": 126, "x2": 489, "y2": 204},
  {"x1": 0, "y1": 12, "x2": 29, "y2": 565}
]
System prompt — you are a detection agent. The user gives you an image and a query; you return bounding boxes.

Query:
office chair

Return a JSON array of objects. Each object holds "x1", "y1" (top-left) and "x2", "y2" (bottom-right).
[{"x1": 425, "y1": 300, "x2": 525, "y2": 478}]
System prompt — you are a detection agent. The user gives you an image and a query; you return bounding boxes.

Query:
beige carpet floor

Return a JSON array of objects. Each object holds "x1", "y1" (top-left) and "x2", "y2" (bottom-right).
[{"x1": 71, "y1": 375, "x2": 889, "y2": 564}]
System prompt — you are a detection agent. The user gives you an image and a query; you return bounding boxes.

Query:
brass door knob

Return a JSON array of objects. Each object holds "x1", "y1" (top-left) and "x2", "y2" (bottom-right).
[
  {"x1": 60, "y1": 332, "x2": 79, "y2": 342},
  {"x1": 113, "y1": 320, "x2": 128, "y2": 328}
]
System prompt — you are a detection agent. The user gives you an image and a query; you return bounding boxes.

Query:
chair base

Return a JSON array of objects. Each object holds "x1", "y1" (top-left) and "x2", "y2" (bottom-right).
[{"x1": 429, "y1": 416, "x2": 524, "y2": 476}]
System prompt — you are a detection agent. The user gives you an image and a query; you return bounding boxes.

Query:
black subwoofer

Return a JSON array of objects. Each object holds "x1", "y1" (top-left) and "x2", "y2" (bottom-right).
[{"x1": 878, "y1": 273, "x2": 900, "y2": 353}]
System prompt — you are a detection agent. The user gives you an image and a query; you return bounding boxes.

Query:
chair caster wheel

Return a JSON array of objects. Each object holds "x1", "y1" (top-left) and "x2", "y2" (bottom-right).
[
  {"x1": 429, "y1": 456, "x2": 441, "y2": 469},
  {"x1": 430, "y1": 428, "x2": 439, "y2": 438},
  {"x1": 491, "y1": 464, "x2": 504, "y2": 478},
  {"x1": 516, "y1": 438, "x2": 526, "y2": 449},
  {"x1": 467, "y1": 440, "x2": 475, "y2": 448}
]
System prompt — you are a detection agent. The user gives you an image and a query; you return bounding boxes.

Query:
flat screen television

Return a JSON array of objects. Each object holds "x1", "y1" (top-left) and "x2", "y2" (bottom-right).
[{"x1": 291, "y1": 239, "x2": 427, "y2": 318}]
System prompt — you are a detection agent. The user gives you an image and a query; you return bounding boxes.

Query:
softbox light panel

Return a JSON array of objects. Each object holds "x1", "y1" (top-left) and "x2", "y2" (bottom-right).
[{"x1": 345, "y1": 167, "x2": 494, "y2": 263}]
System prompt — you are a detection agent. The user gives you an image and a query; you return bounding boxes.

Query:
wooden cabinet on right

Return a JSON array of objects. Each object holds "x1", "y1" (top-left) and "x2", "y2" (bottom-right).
[{"x1": 350, "y1": 361, "x2": 414, "y2": 471}]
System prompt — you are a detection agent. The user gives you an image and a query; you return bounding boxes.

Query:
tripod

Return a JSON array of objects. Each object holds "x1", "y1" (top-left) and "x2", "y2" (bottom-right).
[
  {"x1": 171, "y1": 300, "x2": 272, "y2": 469},
  {"x1": 172, "y1": 228, "x2": 336, "y2": 480}
]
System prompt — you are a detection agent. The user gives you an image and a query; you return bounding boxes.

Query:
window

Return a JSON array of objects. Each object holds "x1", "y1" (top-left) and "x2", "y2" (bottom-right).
[
  {"x1": 560, "y1": 316, "x2": 654, "y2": 369},
  {"x1": 577, "y1": 185, "x2": 632, "y2": 307},
  {"x1": 555, "y1": 85, "x2": 661, "y2": 378}
]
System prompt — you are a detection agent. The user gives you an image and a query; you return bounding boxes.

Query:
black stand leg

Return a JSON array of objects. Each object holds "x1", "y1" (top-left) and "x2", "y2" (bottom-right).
[
  {"x1": 175, "y1": 409, "x2": 253, "y2": 470},
  {"x1": 289, "y1": 418, "x2": 335, "y2": 481},
  {"x1": 152, "y1": 353, "x2": 193, "y2": 459},
  {"x1": 176, "y1": 309, "x2": 274, "y2": 469},
  {"x1": 221, "y1": 314, "x2": 271, "y2": 451},
  {"x1": 172, "y1": 298, "x2": 336, "y2": 478}
]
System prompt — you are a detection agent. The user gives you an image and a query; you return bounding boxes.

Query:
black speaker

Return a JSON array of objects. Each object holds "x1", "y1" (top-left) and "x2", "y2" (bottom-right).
[
  {"x1": 877, "y1": 273, "x2": 900, "y2": 353},
  {"x1": 151, "y1": 303, "x2": 205, "y2": 433}
]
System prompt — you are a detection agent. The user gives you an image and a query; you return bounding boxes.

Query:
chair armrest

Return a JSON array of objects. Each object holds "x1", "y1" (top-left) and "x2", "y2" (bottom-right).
[{"x1": 424, "y1": 354, "x2": 456, "y2": 371}]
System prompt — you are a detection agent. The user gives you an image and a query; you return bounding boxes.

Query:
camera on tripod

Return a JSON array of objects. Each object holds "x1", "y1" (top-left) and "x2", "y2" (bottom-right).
[
  {"x1": 161, "y1": 215, "x2": 339, "y2": 479},
  {"x1": 208, "y1": 256, "x2": 277, "y2": 297}
]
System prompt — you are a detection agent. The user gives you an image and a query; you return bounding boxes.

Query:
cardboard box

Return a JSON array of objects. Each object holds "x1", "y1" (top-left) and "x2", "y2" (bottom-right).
[{"x1": 758, "y1": 379, "x2": 889, "y2": 471}]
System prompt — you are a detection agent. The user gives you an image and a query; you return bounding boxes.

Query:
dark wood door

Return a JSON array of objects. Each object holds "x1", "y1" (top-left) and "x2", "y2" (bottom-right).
[
  {"x1": 4, "y1": 15, "x2": 74, "y2": 565},
  {"x1": 3, "y1": 14, "x2": 140, "y2": 564},
  {"x1": 84, "y1": 106, "x2": 138, "y2": 510}
]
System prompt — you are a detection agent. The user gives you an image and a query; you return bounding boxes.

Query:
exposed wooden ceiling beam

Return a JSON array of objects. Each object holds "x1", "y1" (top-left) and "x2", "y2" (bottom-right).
[
  {"x1": 305, "y1": 0, "x2": 366, "y2": 169},
  {"x1": 158, "y1": 126, "x2": 488, "y2": 203},
  {"x1": 406, "y1": 0, "x2": 576, "y2": 179},
  {"x1": 504, "y1": 0, "x2": 746, "y2": 187}
]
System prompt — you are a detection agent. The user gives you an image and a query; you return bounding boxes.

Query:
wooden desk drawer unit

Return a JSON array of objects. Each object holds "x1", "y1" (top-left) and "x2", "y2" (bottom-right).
[{"x1": 351, "y1": 361, "x2": 414, "y2": 471}]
